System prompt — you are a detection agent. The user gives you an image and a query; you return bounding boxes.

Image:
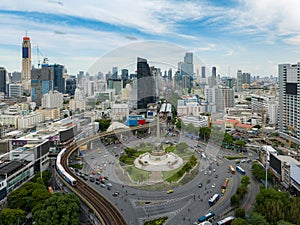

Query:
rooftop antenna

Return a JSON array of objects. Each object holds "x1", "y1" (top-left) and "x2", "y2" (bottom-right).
[{"x1": 25, "y1": 30, "x2": 28, "y2": 37}]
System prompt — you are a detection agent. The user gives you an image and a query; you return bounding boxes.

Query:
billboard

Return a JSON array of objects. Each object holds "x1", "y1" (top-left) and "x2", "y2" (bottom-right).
[{"x1": 270, "y1": 153, "x2": 281, "y2": 176}]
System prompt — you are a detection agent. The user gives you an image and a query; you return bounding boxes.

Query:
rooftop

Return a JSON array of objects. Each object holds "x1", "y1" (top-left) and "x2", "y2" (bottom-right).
[{"x1": 0, "y1": 160, "x2": 29, "y2": 176}]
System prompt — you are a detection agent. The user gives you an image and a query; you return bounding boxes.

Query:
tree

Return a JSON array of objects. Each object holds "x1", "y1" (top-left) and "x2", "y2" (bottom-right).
[
  {"x1": 95, "y1": 119, "x2": 111, "y2": 132},
  {"x1": 252, "y1": 162, "x2": 274, "y2": 181},
  {"x1": 32, "y1": 171, "x2": 52, "y2": 186},
  {"x1": 247, "y1": 212, "x2": 269, "y2": 225},
  {"x1": 241, "y1": 176, "x2": 251, "y2": 187},
  {"x1": 7, "y1": 181, "x2": 50, "y2": 213},
  {"x1": 235, "y1": 208, "x2": 246, "y2": 219},
  {"x1": 277, "y1": 221, "x2": 295, "y2": 225},
  {"x1": 199, "y1": 127, "x2": 211, "y2": 141},
  {"x1": 223, "y1": 132, "x2": 234, "y2": 146},
  {"x1": 253, "y1": 124, "x2": 261, "y2": 129},
  {"x1": 234, "y1": 140, "x2": 246, "y2": 150},
  {"x1": 232, "y1": 218, "x2": 247, "y2": 225},
  {"x1": 231, "y1": 194, "x2": 240, "y2": 208},
  {"x1": 175, "y1": 120, "x2": 181, "y2": 129},
  {"x1": 0, "y1": 208, "x2": 26, "y2": 225},
  {"x1": 33, "y1": 193, "x2": 80, "y2": 225}
]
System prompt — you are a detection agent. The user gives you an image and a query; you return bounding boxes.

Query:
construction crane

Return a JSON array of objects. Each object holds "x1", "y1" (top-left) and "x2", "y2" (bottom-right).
[
  {"x1": 35, "y1": 45, "x2": 49, "y2": 68},
  {"x1": 279, "y1": 101, "x2": 296, "y2": 148}
]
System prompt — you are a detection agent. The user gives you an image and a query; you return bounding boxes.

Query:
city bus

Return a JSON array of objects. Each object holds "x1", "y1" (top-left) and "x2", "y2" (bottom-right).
[
  {"x1": 228, "y1": 165, "x2": 236, "y2": 174},
  {"x1": 198, "y1": 211, "x2": 215, "y2": 222},
  {"x1": 221, "y1": 178, "x2": 229, "y2": 194},
  {"x1": 236, "y1": 165, "x2": 246, "y2": 175},
  {"x1": 208, "y1": 193, "x2": 220, "y2": 206},
  {"x1": 216, "y1": 216, "x2": 235, "y2": 225}
]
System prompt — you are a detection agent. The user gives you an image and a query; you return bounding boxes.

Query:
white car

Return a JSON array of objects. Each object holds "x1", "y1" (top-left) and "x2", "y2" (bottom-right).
[{"x1": 212, "y1": 183, "x2": 216, "y2": 188}]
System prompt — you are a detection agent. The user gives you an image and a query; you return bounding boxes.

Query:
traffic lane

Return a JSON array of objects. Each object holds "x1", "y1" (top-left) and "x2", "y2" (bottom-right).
[{"x1": 87, "y1": 180, "x2": 139, "y2": 225}]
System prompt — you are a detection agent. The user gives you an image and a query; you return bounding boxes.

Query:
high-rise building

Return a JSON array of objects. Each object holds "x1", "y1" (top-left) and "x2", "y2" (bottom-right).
[
  {"x1": 50, "y1": 64, "x2": 65, "y2": 93},
  {"x1": 279, "y1": 63, "x2": 300, "y2": 144},
  {"x1": 182, "y1": 75, "x2": 191, "y2": 89},
  {"x1": 184, "y1": 52, "x2": 193, "y2": 85},
  {"x1": 112, "y1": 66, "x2": 118, "y2": 79},
  {"x1": 41, "y1": 90, "x2": 63, "y2": 109},
  {"x1": 11, "y1": 72, "x2": 21, "y2": 83},
  {"x1": 216, "y1": 87, "x2": 234, "y2": 112},
  {"x1": 236, "y1": 70, "x2": 243, "y2": 92},
  {"x1": 0, "y1": 67, "x2": 7, "y2": 95},
  {"x1": 66, "y1": 78, "x2": 77, "y2": 96},
  {"x1": 168, "y1": 68, "x2": 172, "y2": 81},
  {"x1": 21, "y1": 36, "x2": 31, "y2": 92},
  {"x1": 121, "y1": 69, "x2": 129, "y2": 82},
  {"x1": 107, "y1": 78, "x2": 123, "y2": 95},
  {"x1": 31, "y1": 67, "x2": 54, "y2": 107},
  {"x1": 212, "y1": 66, "x2": 216, "y2": 78},
  {"x1": 77, "y1": 71, "x2": 84, "y2": 85},
  {"x1": 137, "y1": 57, "x2": 156, "y2": 109},
  {"x1": 201, "y1": 66, "x2": 206, "y2": 78},
  {"x1": 242, "y1": 72, "x2": 251, "y2": 85}
]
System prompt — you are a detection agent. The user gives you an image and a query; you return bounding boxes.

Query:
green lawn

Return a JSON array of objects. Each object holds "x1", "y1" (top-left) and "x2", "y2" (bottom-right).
[{"x1": 124, "y1": 166, "x2": 151, "y2": 182}]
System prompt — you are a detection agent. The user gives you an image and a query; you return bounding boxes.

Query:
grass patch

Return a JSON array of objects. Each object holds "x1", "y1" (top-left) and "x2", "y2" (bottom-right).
[
  {"x1": 124, "y1": 166, "x2": 150, "y2": 182},
  {"x1": 144, "y1": 216, "x2": 168, "y2": 225},
  {"x1": 69, "y1": 164, "x2": 83, "y2": 169},
  {"x1": 224, "y1": 155, "x2": 247, "y2": 160},
  {"x1": 162, "y1": 167, "x2": 182, "y2": 180},
  {"x1": 166, "y1": 155, "x2": 197, "y2": 183}
]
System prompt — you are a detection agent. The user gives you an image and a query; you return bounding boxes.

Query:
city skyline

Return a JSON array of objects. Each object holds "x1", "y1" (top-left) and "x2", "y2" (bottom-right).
[{"x1": 1, "y1": 0, "x2": 300, "y2": 76}]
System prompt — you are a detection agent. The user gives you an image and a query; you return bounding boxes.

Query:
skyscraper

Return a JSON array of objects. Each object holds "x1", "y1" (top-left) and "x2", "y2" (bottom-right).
[
  {"x1": 121, "y1": 69, "x2": 129, "y2": 82},
  {"x1": 184, "y1": 52, "x2": 193, "y2": 85},
  {"x1": 279, "y1": 63, "x2": 300, "y2": 144},
  {"x1": 212, "y1": 66, "x2": 216, "y2": 78},
  {"x1": 137, "y1": 57, "x2": 156, "y2": 109},
  {"x1": 50, "y1": 64, "x2": 65, "y2": 93},
  {"x1": 112, "y1": 66, "x2": 118, "y2": 79},
  {"x1": 168, "y1": 68, "x2": 172, "y2": 81},
  {"x1": 21, "y1": 36, "x2": 31, "y2": 93},
  {"x1": 0, "y1": 67, "x2": 7, "y2": 95},
  {"x1": 201, "y1": 66, "x2": 206, "y2": 78},
  {"x1": 31, "y1": 67, "x2": 54, "y2": 107},
  {"x1": 236, "y1": 70, "x2": 243, "y2": 92}
]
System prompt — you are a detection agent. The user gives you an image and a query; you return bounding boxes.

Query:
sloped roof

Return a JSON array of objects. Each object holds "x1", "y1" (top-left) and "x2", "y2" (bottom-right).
[{"x1": 106, "y1": 122, "x2": 129, "y2": 132}]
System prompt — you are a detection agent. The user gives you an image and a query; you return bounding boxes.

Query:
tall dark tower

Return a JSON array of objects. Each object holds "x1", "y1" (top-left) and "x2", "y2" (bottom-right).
[
  {"x1": 50, "y1": 64, "x2": 65, "y2": 93},
  {"x1": 0, "y1": 67, "x2": 7, "y2": 95},
  {"x1": 137, "y1": 57, "x2": 156, "y2": 109},
  {"x1": 212, "y1": 66, "x2": 216, "y2": 78},
  {"x1": 21, "y1": 36, "x2": 31, "y2": 93}
]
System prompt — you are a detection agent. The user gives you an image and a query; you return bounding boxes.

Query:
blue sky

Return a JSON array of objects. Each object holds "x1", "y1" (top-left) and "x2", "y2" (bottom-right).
[{"x1": 1, "y1": 0, "x2": 300, "y2": 77}]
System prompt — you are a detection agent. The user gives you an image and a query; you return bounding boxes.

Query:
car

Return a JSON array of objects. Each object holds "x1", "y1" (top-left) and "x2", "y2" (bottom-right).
[
  {"x1": 204, "y1": 171, "x2": 208, "y2": 175},
  {"x1": 89, "y1": 177, "x2": 95, "y2": 182},
  {"x1": 213, "y1": 168, "x2": 216, "y2": 172},
  {"x1": 112, "y1": 191, "x2": 120, "y2": 197},
  {"x1": 212, "y1": 183, "x2": 216, "y2": 188},
  {"x1": 198, "y1": 183, "x2": 203, "y2": 188},
  {"x1": 207, "y1": 179, "x2": 211, "y2": 184},
  {"x1": 167, "y1": 189, "x2": 174, "y2": 194},
  {"x1": 83, "y1": 176, "x2": 88, "y2": 181},
  {"x1": 95, "y1": 181, "x2": 100, "y2": 185},
  {"x1": 214, "y1": 174, "x2": 218, "y2": 178},
  {"x1": 100, "y1": 184, "x2": 106, "y2": 188}
]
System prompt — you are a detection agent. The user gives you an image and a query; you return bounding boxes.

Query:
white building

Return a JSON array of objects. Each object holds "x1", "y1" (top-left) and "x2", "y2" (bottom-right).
[
  {"x1": 0, "y1": 114, "x2": 19, "y2": 128},
  {"x1": 18, "y1": 111, "x2": 43, "y2": 129},
  {"x1": 111, "y1": 103, "x2": 129, "y2": 121},
  {"x1": 69, "y1": 88, "x2": 86, "y2": 112},
  {"x1": 279, "y1": 63, "x2": 300, "y2": 145},
  {"x1": 41, "y1": 90, "x2": 63, "y2": 109}
]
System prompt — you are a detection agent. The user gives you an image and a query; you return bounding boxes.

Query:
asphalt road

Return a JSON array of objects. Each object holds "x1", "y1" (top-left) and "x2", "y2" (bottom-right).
[{"x1": 75, "y1": 130, "x2": 260, "y2": 225}]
